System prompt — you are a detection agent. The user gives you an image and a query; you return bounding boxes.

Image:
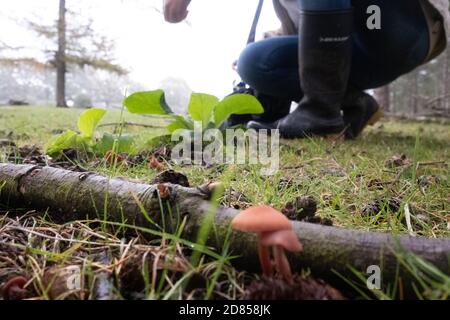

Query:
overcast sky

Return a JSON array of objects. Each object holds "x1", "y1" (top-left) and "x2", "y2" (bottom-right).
[{"x1": 0, "y1": 0, "x2": 280, "y2": 98}]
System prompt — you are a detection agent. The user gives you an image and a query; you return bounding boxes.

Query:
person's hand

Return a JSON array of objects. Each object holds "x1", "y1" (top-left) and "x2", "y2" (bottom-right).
[{"x1": 163, "y1": 0, "x2": 191, "y2": 23}]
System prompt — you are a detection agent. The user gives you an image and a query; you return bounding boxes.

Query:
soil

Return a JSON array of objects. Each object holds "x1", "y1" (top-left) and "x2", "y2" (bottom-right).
[
  {"x1": 362, "y1": 197, "x2": 402, "y2": 216},
  {"x1": 150, "y1": 170, "x2": 190, "y2": 187},
  {"x1": 385, "y1": 154, "x2": 412, "y2": 168},
  {"x1": 282, "y1": 196, "x2": 333, "y2": 226},
  {"x1": 244, "y1": 276, "x2": 345, "y2": 300}
]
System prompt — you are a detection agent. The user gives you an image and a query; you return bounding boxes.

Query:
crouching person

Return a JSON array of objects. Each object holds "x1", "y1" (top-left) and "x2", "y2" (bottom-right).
[{"x1": 163, "y1": 0, "x2": 449, "y2": 139}]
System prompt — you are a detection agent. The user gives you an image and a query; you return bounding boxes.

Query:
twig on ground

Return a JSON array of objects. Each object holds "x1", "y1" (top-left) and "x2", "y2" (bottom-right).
[
  {"x1": 1, "y1": 163, "x2": 449, "y2": 291},
  {"x1": 97, "y1": 122, "x2": 167, "y2": 129}
]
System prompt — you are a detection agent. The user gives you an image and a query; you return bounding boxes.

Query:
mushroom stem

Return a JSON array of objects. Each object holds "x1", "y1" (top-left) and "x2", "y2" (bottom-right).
[
  {"x1": 257, "y1": 233, "x2": 273, "y2": 276},
  {"x1": 273, "y1": 245, "x2": 293, "y2": 282}
]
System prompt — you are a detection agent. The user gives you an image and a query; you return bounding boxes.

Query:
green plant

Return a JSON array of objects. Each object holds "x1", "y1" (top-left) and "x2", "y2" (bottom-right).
[
  {"x1": 46, "y1": 108, "x2": 135, "y2": 157},
  {"x1": 124, "y1": 90, "x2": 264, "y2": 136},
  {"x1": 46, "y1": 90, "x2": 263, "y2": 157}
]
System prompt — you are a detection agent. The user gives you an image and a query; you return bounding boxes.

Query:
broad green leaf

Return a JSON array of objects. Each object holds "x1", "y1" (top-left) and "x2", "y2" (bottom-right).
[
  {"x1": 167, "y1": 115, "x2": 194, "y2": 134},
  {"x1": 124, "y1": 90, "x2": 172, "y2": 115},
  {"x1": 77, "y1": 108, "x2": 107, "y2": 138},
  {"x1": 45, "y1": 130, "x2": 78, "y2": 157},
  {"x1": 95, "y1": 133, "x2": 135, "y2": 155},
  {"x1": 74, "y1": 135, "x2": 93, "y2": 151},
  {"x1": 213, "y1": 94, "x2": 264, "y2": 128},
  {"x1": 188, "y1": 93, "x2": 219, "y2": 128}
]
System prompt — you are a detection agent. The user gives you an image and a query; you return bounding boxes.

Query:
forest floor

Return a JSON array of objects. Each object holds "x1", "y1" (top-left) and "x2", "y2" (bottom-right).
[{"x1": 0, "y1": 105, "x2": 449, "y2": 300}]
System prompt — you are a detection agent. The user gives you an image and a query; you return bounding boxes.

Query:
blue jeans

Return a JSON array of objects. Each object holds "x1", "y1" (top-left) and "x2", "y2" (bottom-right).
[
  {"x1": 237, "y1": 0, "x2": 430, "y2": 101},
  {"x1": 298, "y1": 0, "x2": 351, "y2": 11}
]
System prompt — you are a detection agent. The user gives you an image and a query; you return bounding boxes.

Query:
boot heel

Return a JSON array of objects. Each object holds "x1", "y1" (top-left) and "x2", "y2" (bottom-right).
[{"x1": 367, "y1": 110, "x2": 383, "y2": 126}]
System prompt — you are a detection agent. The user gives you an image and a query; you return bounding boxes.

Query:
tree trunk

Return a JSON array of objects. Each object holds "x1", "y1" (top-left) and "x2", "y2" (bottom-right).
[
  {"x1": 1, "y1": 163, "x2": 449, "y2": 293},
  {"x1": 391, "y1": 84, "x2": 396, "y2": 113},
  {"x1": 444, "y1": 45, "x2": 450, "y2": 115},
  {"x1": 410, "y1": 70, "x2": 419, "y2": 115},
  {"x1": 373, "y1": 85, "x2": 390, "y2": 113},
  {"x1": 56, "y1": 0, "x2": 67, "y2": 108}
]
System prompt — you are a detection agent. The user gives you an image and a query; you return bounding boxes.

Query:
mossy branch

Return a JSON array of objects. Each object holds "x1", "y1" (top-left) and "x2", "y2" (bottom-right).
[{"x1": 1, "y1": 163, "x2": 449, "y2": 288}]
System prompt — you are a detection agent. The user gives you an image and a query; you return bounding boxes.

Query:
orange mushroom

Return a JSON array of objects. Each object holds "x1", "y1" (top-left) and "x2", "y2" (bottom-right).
[
  {"x1": 231, "y1": 205, "x2": 292, "y2": 276},
  {"x1": 104, "y1": 150, "x2": 126, "y2": 165},
  {"x1": 2, "y1": 276, "x2": 28, "y2": 300},
  {"x1": 261, "y1": 229, "x2": 303, "y2": 282},
  {"x1": 149, "y1": 156, "x2": 165, "y2": 171}
]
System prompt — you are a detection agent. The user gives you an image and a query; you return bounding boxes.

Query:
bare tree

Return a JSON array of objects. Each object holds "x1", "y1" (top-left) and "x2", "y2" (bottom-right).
[
  {"x1": 410, "y1": 70, "x2": 420, "y2": 115},
  {"x1": 437, "y1": 0, "x2": 450, "y2": 114},
  {"x1": 443, "y1": 39, "x2": 450, "y2": 114},
  {"x1": 0, "y1": 0, "x2": 126, "y2": 107},
  {"x1": 56, "y1": 0, "x2": 67, "y2": 107}
]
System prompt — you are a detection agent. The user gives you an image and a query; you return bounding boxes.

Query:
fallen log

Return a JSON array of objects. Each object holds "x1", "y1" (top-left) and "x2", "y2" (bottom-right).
[{"x1": 1, "y1": 163, "x2": 449, "y2": 292}]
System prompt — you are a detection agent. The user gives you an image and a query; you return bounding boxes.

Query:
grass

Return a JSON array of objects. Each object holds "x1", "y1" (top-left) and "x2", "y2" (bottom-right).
[
  {"x1": 0, "y1": 105, "x2": 449, "y2": 300},
  {"x1": 0, "y1": 105, "x2": 168, "y2": 147}
]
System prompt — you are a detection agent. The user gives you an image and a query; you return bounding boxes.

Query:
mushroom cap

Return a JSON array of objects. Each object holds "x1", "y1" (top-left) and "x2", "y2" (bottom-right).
[
  {"x1": 2, "y1": 276, "x2": 28, "y2": 300},
  {"x1": 3, "y1": 276, "x2": 27, "y2": 291},
  {"x1": 231, "y1": 205, "x2": 292, "y2": 233},
  {"x1": 260, "y1": 229, "x2": 303, "y2": 252}
]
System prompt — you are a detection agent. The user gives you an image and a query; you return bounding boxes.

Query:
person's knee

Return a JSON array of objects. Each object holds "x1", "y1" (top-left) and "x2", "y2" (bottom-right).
[
  {"x1": 298, "y1": 0, "x2": 351, "y2": 11},
  {"x1": 237, "y1": 36, "x2": 299, "y2": 97},
  {"x1": 237, "y1": 41, "x2": 277, "y2": 85},
  {"x1": 237, "y1": 36, "x2": 298, "y2": 80},
  {"x1": 236, "y1": 44, "x2": 262, "y2": 86}
]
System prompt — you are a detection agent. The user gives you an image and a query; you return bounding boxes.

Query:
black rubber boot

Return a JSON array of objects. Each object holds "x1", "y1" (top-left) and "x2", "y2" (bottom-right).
[
  {"x1": 249, "y1": 89, "x2": 383, "y2": 139},
  {"x1": 249, "y1": 9, "x2": 353, "y2": 139},
  {"x1": 342, "y1": 90, "x2": 383, "y2": 139},
  {"x1": 221, "y1": 92, "x2": 291, "y2": 129}
]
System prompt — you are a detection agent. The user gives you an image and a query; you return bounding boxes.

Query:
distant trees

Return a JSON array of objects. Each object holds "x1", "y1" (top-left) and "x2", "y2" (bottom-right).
[
  {"x1": 384, "y1": 44, "x2": 450, "y2": 118},
  {"x1": 380, "y1": 0, "x2": 450, "y2": 118},
  {"x1": 373, "y1": 86, "x2": 390, "y2": 113},
  {"x1": 373, "y1": 48, "x2": 449, "y2": 118},
  {"x1": 441, "y1": 41, "x2": 450, "y2": 113},
  {"x1": 0, "y1": 0, "x2": 126, "y2": 107},
  {"x1": 37, "y1": 0, "x2": 127, "y2": 107},
  {"x1": 373, "y1": 3, "x2": 449, "y2": 118},
  {"x1": 0, "y1": 63, "x2": 143, "y2": 108}
]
